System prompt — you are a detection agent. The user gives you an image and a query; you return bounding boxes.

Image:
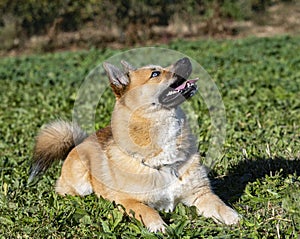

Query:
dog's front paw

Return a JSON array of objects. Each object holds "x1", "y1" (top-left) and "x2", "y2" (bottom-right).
[
  {"x1": 146, "y1": 219, "x2": 166, "y2": 233},
  {"x1": 218, "y1": 205, "x2": 240, "y2": 225},
  {"x1": 191, "y1": 192, "x2": 240, "y2": 225}
]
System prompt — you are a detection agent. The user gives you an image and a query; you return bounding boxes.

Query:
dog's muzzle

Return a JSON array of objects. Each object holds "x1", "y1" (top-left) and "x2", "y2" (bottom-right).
[{"x1": 159, "y1": 58, "x2": 198, "y2": 108}]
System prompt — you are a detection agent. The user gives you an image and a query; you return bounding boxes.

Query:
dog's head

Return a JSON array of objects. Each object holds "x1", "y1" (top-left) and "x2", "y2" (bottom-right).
[{"x1": 103, "y1": 58, "x2": 198, "y2": 110}]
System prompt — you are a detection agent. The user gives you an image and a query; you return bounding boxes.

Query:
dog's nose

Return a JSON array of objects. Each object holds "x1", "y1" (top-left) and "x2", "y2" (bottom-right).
[
  {"x1": 176, "y1": 57, "x2": 190, "y2": 66},
  {"x1": 172, "y1": 57, "x2": 192, "y2": 79}
]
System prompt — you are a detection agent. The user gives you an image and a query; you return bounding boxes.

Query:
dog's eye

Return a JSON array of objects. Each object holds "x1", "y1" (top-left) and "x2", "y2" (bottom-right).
[{"x1": 150, "y1": 71, "x2": 160, "y2": 78}]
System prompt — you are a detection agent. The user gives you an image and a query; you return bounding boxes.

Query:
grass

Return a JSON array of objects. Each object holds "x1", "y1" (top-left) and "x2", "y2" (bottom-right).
[{"x1": 0, "y1": 36, "x2": 300, "y2": 238}]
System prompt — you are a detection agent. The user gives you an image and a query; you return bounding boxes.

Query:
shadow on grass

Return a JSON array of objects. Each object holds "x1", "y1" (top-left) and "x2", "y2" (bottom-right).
[{"x1": 210, "y1": 157, "x2": 300, "y2": 203}]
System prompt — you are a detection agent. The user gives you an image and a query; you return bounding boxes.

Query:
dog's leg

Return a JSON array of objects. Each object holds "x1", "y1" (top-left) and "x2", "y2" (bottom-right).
[
  {"x1": 118, "y1": 199, "x2": 166, "y2": 233},
  {"x1": 55, "y1": 151, "x2": 93, "y2": 196},
  {"x1": 183, "y1": 189, "x2": 240, "y2": 225}
]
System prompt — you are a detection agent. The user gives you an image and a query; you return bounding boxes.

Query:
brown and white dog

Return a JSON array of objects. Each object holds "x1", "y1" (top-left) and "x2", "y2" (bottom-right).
[{"x1": 29, "y1": 58, "x2": 239, "y2": 232}]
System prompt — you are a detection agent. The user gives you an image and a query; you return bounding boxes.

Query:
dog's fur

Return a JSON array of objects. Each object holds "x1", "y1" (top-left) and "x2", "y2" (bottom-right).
[{"x1": 30, "y1": 58, "x2": 239, "y2": 232}]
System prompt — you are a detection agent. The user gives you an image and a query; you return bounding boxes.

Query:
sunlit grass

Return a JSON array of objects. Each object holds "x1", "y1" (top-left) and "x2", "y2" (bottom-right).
[{"x1": 0, "y1": 36, "x2": 299, "y2": 238}]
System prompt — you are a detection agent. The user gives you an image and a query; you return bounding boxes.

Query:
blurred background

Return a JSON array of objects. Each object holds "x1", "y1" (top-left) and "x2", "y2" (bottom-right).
[{"x1": 0, "y1": 0, "x2": 299, "y2": 56}]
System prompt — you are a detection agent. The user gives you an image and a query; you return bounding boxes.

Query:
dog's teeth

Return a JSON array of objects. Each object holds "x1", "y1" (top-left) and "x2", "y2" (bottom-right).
[{"x1": 167, "y1": 90, "x2": 177, "y2": 96}]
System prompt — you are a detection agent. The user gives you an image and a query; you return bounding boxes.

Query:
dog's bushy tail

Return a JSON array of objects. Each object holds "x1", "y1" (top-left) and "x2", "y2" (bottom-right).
[{"x1": 29, "y1": 120, "x2": 88, "y2": 182}]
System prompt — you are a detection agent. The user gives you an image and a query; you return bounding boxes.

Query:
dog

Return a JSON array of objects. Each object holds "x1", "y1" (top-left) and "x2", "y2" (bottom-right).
[{"x1": 29, "y1": 57, "x2": 239, "y2": 232}]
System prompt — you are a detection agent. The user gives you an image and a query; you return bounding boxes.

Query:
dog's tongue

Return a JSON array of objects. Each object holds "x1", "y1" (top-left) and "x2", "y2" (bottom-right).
[{"x1": 175, "y1": 78, "x2": 199, "y2": 91}]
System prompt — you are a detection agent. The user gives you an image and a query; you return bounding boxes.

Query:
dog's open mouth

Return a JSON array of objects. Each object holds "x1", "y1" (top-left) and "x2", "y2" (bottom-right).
[{"x1": 159, "y1": 77, "x2": 198, "y2": 108}]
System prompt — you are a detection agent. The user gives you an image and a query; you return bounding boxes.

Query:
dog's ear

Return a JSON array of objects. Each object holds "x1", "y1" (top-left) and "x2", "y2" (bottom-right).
[
  {"x1": 121, "y1": 60, "x2": 136, "y2": 72},
  {"x1": 103, "y1": 62, "x2": 129, "y2": 98},
  {"x1": 103, "y1": 62, "x2": 129, "y2": 86}
]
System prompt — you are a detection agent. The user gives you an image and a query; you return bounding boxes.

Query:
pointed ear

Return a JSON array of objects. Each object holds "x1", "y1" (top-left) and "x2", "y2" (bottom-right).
[
  {"x1": 103, "y1": 62, "x2": 130, "y2": 98},
  {"x1": 121, "y1": 60, "x2": 136, "y2": 72},
  {"x1": 103, "y1": 62, "x2": 129, "y2": 86}
]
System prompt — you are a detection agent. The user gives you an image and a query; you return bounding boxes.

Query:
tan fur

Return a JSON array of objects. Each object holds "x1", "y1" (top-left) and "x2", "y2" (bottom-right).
[
  {"x1": 31, "y1": 59, "x2": 239, "y2": 232},
  {"x1": 129, "y1": 112, "x2": 152, "y2": 146},
  {"x1": 29, "y1": 120, "x2": 87, "y2": 181}
]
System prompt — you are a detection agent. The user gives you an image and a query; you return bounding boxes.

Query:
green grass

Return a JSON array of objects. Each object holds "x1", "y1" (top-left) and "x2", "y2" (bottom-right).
[{"x1": 1, "y1": 36, "x2": 300, "y2": 238}]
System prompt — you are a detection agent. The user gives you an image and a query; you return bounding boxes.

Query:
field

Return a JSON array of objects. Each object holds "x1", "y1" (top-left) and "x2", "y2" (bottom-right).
[{"x1": 0, "y1": 36, "x2": 300, "y2": 238}]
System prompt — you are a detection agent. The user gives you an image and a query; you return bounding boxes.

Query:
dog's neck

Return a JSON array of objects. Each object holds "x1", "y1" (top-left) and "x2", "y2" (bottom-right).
[{"x1": 111, "y1": 103, "x2": 197, "y2": 169}]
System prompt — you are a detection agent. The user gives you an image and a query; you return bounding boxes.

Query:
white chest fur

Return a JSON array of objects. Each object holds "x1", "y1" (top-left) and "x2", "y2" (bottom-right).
[
  {"x1": 143, "y1": 158, "x2": 207, "y2": 212},
  {"x1": 143, "y1": 108, "x2": 187, "y2": 168}
]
